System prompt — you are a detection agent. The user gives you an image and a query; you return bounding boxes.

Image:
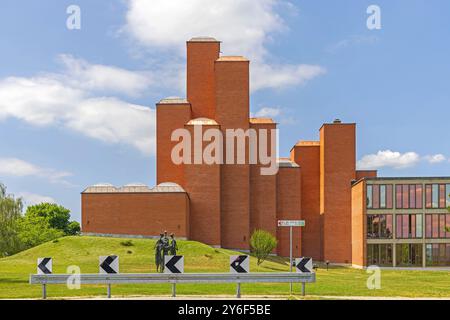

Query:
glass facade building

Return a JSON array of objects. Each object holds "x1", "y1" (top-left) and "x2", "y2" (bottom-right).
[{"x1": 362, "y1": 178, "x2": 450, "y2": 267}]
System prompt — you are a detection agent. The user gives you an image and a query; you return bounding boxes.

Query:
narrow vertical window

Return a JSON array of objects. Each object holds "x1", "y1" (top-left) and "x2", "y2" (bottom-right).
[
  {"x1": 432, "y1": 184, "x2": 439, "y2": 208},
  {"x1": 373, "y1": 185, "x2": 380, "y2": 209},
  {"x1": 416, "y1": 184, "x2": 423, "y2": 209},
  {"x1": 409, "y1": 185, "x2": 416, "y2": 209},
  {"x1": 380, "y1": 185, "x2": 386, "y2": 208},
  {"x1": 425, "y1": 185, "x2": 432, "y2": 208},
  {"x1": 432, "y1": 214, "x2": 439, "y2": 238},
  {"x1": 396, "y1": 185, "x2": 403, "y2": 209},
  {"x1": 439, "y1": 215, "x2": 446, "y2": 238},
  {"x1": 386, "y1": 185, "x2": 393, "y2": 209},
  {"x1": 396, "y1": 215, "x2": 402, "y2": 238},
  {"x1": 416, "y1": 215, "x2": 422, "y2": 238},
  {"x1": 402, "y1": 185, "x2": 409, "y2": 209},
  {"x1": 439, "y1": 184, "x2": 446, "y2": 208},
  {"x1": 367, "y1": 185, "x2": 373, "y2": 208},
  {"x1": 426, "y1": 214, "x2": 432, "y2": 238}
]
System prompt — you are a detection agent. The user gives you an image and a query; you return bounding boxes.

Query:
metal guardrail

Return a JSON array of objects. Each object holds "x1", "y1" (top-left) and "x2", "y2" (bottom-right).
[{"x1": 30, "y1": 272, "x2": 316, "y2": 299}]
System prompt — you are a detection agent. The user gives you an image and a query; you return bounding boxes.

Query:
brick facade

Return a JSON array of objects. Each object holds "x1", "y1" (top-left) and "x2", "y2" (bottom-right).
[{"x1": 81, "y1": 37, "x2": 372, "y2": 263}]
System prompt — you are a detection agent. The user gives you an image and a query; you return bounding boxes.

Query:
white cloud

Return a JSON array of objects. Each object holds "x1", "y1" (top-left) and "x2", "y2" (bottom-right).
[
  {"x1": 253, "y1": 107, "x2": 281, "y2": 118},
  {"x1": 57, "y1": 54, "x2": 153, "y2": 97},
  {"x1": 0, "y1": 158, "x2": 72, "y2": 184},
  {"x1": 251, "y1": 63, "x2": 326, "y2": 91},
  {"x1": 0, "y1": 67, "x2": 155, "y2": 155},
  {"x1": 423, "y1": 154, "x2": 446, "y2": 164},
  {"x1": 18, "y1": 192, "x2": 56, "y2": 207},
  {"x1": 328, "y1": 35, "x2": 379, "y2": 53},
  {"x1": 357, "y1": 150, "x2": 420, "y2": 170},
  {"x1": 358, "y1": 150, "x2": 449, "y2": 170},
  {"x1": 123, "y1": 0, "x2": 325, "y2": 92}
]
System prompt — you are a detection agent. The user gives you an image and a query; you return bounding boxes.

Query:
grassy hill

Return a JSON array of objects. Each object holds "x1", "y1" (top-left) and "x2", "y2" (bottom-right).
[{"x1": 1, "y1": 236, "x2": 450, "y2": 299}]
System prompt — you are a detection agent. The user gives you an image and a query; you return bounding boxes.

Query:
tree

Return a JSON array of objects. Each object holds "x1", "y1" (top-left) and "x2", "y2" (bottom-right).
[
  {"x1": 250, "y1": 229, "x2": 278, "y2": 266},
  {"x1": 66, "y1": 221, "x2": 81, "y2": 235},
  {"x1": 24, "y1": 203, "x2": 74, "y2": 234},
  {"x1": 17, "y1": 215, "x2": 64, "y2": 248},
  {"x1": 0, "y1": 183, "x2": 24, "y2": 257}
]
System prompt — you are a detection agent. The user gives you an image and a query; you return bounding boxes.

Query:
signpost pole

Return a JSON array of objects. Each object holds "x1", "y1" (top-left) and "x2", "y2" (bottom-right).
[
  {"x1": 289, "y1": 226, "x2": 293, "y2": 294},
  {"x1": 107, "y1": 283, "x2": 111, "y2": 298}
]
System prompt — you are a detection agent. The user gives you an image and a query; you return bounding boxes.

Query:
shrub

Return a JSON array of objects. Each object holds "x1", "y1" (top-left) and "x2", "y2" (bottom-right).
[
  {"x1": 120, "y1": 240, "x2": 134, "y2": 247},
  {"x1": 250, "y1": 229, "x2": 277, "y2": 266}
]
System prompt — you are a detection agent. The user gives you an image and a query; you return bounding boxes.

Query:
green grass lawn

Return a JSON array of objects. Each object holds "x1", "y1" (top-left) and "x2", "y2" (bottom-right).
[{"x1": 0, "y1": 236, "x2": 449, "y2": 299}]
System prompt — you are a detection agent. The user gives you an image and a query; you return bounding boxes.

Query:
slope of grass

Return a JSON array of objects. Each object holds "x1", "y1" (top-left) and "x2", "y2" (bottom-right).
[{"x1": 0, "y1": 236, "x2": 449, "y2": 299}]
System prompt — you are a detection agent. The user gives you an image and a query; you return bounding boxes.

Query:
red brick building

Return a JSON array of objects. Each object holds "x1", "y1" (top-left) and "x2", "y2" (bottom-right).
[{"x1": 82, "y1": 37, "x2": 449, "y2": 266}]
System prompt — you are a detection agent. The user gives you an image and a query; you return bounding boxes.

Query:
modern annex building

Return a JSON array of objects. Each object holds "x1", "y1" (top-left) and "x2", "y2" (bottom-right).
[{"x1": 82, "y1": 37, "x2": 450, "y2": 267}]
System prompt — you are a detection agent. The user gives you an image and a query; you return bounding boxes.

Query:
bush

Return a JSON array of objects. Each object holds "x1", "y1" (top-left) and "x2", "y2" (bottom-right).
[
  {"x1": 250, "y1": 229, "x2": 278, "y2": 266},
  {"x1": 120, "y1": 240, "x2": 134, "y2": 247}
]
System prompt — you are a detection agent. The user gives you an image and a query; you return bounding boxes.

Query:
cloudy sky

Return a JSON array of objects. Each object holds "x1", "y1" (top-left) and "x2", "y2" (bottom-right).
[{"x1": 1, "y1": 0, "x2": 449, "y2": 221}]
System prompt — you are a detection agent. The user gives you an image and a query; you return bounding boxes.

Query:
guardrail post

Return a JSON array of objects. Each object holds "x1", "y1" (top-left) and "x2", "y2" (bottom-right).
[
  {"x1": 236, "y1": 282, "x2": 241, "y2": 299},
  {"x1": 42, "y1": 283, "x2": 47, "y2": 299},
  {"x1": 107, "y1": 283, "x2": 111, "y2": 299},
  {"x1": 172, "y1": 283, "x2": 176, "y2": 298},
  {"x1": 301, "y1": 283, "x2": 306, "y2": 296}
]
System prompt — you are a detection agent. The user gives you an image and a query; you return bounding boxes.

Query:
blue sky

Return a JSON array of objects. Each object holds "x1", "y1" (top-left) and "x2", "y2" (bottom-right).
[{"x1": 0, "y1": 0, "x2": 449, "y2": 221}]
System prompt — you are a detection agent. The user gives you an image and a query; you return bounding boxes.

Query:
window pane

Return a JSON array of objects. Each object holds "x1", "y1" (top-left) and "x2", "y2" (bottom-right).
[
  {"x1": 409, "y1": 185, "x2": 416, "y2": 209},
  {"x1": 380, "y1": 185, "x2": 386, "y2": 208},
  {"x1": 425, "y1": 185, "x2": 432, "y2": 208},
  {"x1": 403, "y1": 215, "x2": 409, "y2": 238},
  {"x1": 416, "y1": 184, "x2": 423, "y2": 208},
  {"x1": 396, "y1": 215, "x2": 402, "y2": 238},
  {"x1": 432, "y1": 214, "x2": 439, "y2": 238},
  {"x1": 411, "y1": 215, "x2": 416, "y2": 238},
  {"x1": 446, "y1": 184, "x2": 450, "y2": 208},
  {"x1": 367, "y1": 185, "x2": 373, "y2": 208},
  {"x1": 373, "y1": 185, "x2": 380, "y2": 209},
  {"x1": 402, "y1": 185, "x2": 409, "y2": 209},
  {"x1": 440, "y1": 215, "x2": 446, "y2": 238},
  {"x1": 439, "y1": 185, "x2": 446, "y2": 208},
  {"x1": 416, "y1": 215, "x2": 422, "y2": 238},
  {"x1": 386, "y1": 185, "x2": 393, "y2": 209},
  {"x1": 386, "y1": 215, "x2": 393, "y2": 238},
  {"x1": 396, "y1": 185, "x2": 403, "y2": 209},
  {"x1": 432, "y1": 184, "x2": 439, "y2": 208},
  {"x1": 426, "y1": 214, "x2": 432, "y2": 238}
]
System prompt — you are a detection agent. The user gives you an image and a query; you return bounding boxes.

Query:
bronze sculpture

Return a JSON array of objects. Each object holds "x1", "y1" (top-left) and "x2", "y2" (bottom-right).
[{"x1": 155, "y1": 231, "x2": 178, "y2": 272}]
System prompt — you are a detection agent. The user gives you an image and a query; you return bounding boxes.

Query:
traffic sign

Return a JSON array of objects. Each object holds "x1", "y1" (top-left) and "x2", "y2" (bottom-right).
[
  {"x1": 164, "y1": 255, "x2": 184, "y2": 273},
  {"x1": 99, "y1": 255, "x2": 119, "y2": 274},
  {"x1": 277, "y1": 220, "x2": 305, "y2": 227},
  {"x1": 230, "y1": 255, "x2": 249, "y2": 273},
  {"x1": 295, "y1": 257, "x2": 313, "y2": 273},
  {"x1": 37, "y1": 258, "x2": 52, "y2": 275}
]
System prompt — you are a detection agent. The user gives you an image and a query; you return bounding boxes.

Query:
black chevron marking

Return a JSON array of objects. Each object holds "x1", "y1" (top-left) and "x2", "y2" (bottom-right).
[
  {"x1": 38, "y1": 258, "x2": 52, "y2": 274},
  {"x1": 100, "y1": 255, "x2": 118, "y2": 274},
  {"x1": 231, "y1": 255, "x2": 248, "y2": 273},
  {"x1": 165, "y1": 256, "x2": 183, "y2": 273},
  {"x1": 296, "y1": 257, "x2": 312, "y2": 273}
]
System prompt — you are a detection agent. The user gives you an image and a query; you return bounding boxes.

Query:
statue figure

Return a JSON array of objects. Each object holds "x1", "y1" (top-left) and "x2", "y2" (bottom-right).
[
  {"x1": 169, "y1": 233, "x2": 178, "y2": 255},
  {"x1": 155, "y1": 231, "x2": 179, "y2": 273},
  {"x1": 154, "y1": 233, "x2": 164, "y2": 273},
  {"x1": 162, "y1": 230, "x2": 170, "y2": 256}
]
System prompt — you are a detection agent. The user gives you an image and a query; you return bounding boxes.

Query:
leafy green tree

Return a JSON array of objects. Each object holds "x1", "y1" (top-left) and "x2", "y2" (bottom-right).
[
  {"x1": 0, "y1": 183, "x2": 24, "y2": 257},
  {"x1": 17, "y1": 215, "x2": 64, "y2": 248},
  {"x1": 66, "y1": 221, "x2": 81, "y2": 235},
  {"x1": 250, "y1": 229, "x2": 278, "y2": 266},
  {"x1": 24, "y1": 203, "x2": 76, "y2": 234}
]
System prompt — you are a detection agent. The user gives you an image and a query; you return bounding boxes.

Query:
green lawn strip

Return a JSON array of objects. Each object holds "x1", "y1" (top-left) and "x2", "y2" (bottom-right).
[{"x1": 0, "y1": 236, "x2": 449, "y2": 299}]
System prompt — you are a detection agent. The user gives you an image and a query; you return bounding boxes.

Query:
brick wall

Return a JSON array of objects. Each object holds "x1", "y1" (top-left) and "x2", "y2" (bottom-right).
[{"x1": 82, "y1": 192, "x2": 190, "y2": 238}]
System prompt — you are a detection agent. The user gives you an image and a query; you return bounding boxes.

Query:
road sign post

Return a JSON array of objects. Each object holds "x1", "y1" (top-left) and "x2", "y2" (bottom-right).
[{"x1": 277, "y1": 220, "x2": 305, "y2": 294}]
